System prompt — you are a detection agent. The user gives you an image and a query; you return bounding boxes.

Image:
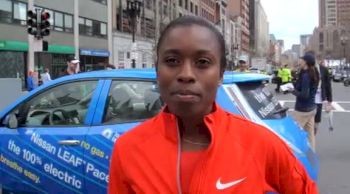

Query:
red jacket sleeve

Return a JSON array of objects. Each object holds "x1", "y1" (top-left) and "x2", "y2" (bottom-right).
[
  {"x1": 108, "y1": 142, "x2": 135, "y2": 194},
  {"x1": 264, "y1": 137, "x2": 319, "y2": 194}
]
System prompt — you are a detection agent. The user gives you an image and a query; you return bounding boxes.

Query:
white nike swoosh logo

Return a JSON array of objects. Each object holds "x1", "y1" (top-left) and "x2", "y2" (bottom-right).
[{"x1": 216, "y1": 177, "x2": 246, "y2": 190}]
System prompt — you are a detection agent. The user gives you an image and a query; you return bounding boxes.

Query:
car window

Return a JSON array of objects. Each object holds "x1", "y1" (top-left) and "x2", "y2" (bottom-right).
[
  {"x1": 103, "y1": 80, "x2": 162, "y2": 124},
  {"x1": 13, "y1": 81, "x2": 97, "y2": 126},
  {"x1": 237, "y1": 82, "x2": 285, "y2": 119}
]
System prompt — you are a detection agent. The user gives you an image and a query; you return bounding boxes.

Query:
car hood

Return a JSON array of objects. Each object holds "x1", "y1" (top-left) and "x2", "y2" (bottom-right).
[{"x1": 263, "y1": 116, "x2": 319, "y2": 181}]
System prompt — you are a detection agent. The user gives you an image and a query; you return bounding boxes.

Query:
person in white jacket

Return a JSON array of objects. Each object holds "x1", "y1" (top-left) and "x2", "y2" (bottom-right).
[{"x1": 41, "y1": 67, "x2": 52, "y2": 84}]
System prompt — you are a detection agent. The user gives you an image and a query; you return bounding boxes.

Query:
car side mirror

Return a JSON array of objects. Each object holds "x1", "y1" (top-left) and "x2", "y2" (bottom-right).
[{"x1": 3, "y1": 113, "x2": 18, "y2": 129}]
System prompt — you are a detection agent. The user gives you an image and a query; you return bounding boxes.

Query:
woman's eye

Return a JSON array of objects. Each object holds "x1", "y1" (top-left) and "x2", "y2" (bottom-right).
[
  {"x1": 196, "y1": 58, "x2": 211, "y2": 67},
  {"x1": 164, "y1": 58, "x2": 180, "y2": 66}
]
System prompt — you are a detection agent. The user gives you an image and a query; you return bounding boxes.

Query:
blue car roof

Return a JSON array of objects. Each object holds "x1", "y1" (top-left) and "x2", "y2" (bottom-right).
[{"x1": 53, "y1": 69, "x2": 270, "y2": 84}]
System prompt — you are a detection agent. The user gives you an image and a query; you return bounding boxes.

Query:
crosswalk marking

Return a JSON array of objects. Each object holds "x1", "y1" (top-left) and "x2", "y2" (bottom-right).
[{"x1": 279, "y1": 100, "x2": 350, "y2": 113}]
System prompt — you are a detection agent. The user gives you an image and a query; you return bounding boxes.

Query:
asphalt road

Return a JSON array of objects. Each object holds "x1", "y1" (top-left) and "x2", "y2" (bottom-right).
[{"x1": 272, "y1": 81, "x2": 350, "y2": 194}]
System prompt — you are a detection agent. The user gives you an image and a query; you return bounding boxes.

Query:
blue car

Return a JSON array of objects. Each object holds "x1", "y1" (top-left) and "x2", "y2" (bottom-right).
[{"x1": 0, "y1": 69, "x2": 318, "y2": 193}]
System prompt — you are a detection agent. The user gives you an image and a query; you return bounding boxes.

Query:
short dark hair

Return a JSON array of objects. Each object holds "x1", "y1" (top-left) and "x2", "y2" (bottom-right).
[{"x1": 156, "y1": 16, "x2": 227, "y2": 72}]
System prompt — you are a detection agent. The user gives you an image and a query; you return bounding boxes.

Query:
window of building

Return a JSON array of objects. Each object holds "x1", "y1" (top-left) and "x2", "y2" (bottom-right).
[
  {"x1": 179, "y1": 0, "x2": 182, "y2": 7},
  {"x1": 85, "y1": 19, "x2": 93, "y2": 36},
  {"x1": 54, "y1": 12, "x2": 64, "y2": 31},
  {"x1": 64, "y1": 14, "x2": 73, "y2": 32},
  {"x1": 92, "y1": 20, "x2": 100, "y2": 36},
  {"x1": 163, "y1": 4, "x2": 167, "y2": 16},
  {"x1": 0, "y1": 0, "x2": 13, "y2": 23},
  {"x1": 92, "y1": 0, "x2": 107, "y2": 5},
  {"x1": 185, "y1": 0, "x2": 188, "y2": 10},
  {"x1": 195, "y1": 5, "x2": 198, "y2": 15},
  {"x1": 79, "y1": 17, "x2": 85, "y2": 34},
  {"x1": 158, "y1": 1, "x2": 162, "y2": 15},
  {"x1": 146, "y1": 0, "x2": 152, "y2": 9},
  {"x1": 127, "y1": 52, "x2": 130, "y2": 59},
  {"x1": 100, "y1": 22, "x2": 107, "y2": 36},
  {"x1": 190, "y1": 2, "x2": 193, "y2": 12},
  {"x1": 13, "y1": 1, "x2": 27, "y2": 25},
  {"x1": 118, "y1": 51, "x2": 124, "y2": 62}
]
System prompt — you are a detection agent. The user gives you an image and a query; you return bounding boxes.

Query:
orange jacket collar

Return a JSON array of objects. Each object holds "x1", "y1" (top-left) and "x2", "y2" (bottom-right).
[{"x1": 159, "y1": 102, "x2": 224, "y2": 146}]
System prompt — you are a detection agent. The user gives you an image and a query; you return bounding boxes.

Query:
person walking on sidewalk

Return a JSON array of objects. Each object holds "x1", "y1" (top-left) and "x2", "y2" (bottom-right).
[
  {"x1": 314, "y1": 59, "x2": 333, "y2": 134},
  {"x1": 26, "y1": 70, "x2": 37, "y2": 91},
  {"x1": 109, "y1": 16, "x2": 318, "y2": 194},
  {"x1": 62, "y1": 57, "x2": 80, "y2": 76},
  {"x1": 289, "y1": 53, "x2": 319, "y2": 151},
  {"x1": 41, "y1": 67, "x2": 52, "y2": 84}
]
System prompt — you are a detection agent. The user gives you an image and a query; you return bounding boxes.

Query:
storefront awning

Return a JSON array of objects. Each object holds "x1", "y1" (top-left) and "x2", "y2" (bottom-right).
[
  {"x1": 0, "y1": 40, "x2": 74, "y2": 54},
  {"x1": 0, "y1": 40, "x2": 28, "y2": 51},
  {"x1": 48, "y1": 44, "x2": 75, "y2": 54}
]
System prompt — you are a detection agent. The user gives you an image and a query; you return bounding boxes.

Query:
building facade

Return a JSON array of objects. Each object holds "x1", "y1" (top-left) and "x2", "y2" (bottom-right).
[
  {"x1": 309, "y1": 26, "x2": 350, "y2": 59},
  {"x1": 319, "y1": 0, "x2": 350, "y2": 27},
  {"x1": 337, "y1": 0, "x2": 350, "y2": 27},
  {"x1": 268, "y1": 34, "x2": 282, "y2": 65},
  {"x1": 252, "y1": 0, "x2": 268, "y2": 57},
  {"x1": 228, "y1": 0, "x2": 250, "y2": 54},
  {"x1": 0, "y1": 0, "x2": 110, "y2": 84}
]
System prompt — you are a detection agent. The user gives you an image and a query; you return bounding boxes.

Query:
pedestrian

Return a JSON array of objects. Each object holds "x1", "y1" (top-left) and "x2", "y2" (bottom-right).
[
  {"x1": 235, "y1": 55, "x2": 249, "y2": 72},
  {"x1": 26, "y1": 70, "x2": 35, "y2": 91},
  {"x1": 63, "y1": 57, "x2": 80, "y2": 76},
  {"x1": 315, "y1": 60, "x2": 333, "y2": 134},
  {"x1": 275, "y1": 65, "x2": 283, "y2": 92},
  {"x1": 281, "y1": 64, "x2": 292, "y2": 94},
  {"x1": 289, "y1": 53, "x2": 319, "y2": 151},
  {"x1": 108, "y1": 16, "x2": 317, "y2": 194},
  {"x1": 41, "y1": 67, "x2": 52, "y2": 84}
]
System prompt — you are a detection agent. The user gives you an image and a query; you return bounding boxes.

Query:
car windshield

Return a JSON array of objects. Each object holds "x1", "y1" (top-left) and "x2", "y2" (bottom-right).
[{"x1": 237, "y1": 82, "x2": 286, "y2": 119}]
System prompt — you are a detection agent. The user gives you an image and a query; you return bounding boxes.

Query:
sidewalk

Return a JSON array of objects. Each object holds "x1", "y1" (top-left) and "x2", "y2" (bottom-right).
[{"x1": 0, "y1": 78, "x2": 27, "y2": 112}]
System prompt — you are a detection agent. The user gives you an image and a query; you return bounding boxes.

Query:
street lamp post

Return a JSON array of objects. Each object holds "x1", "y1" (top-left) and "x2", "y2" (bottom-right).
[
  {"x1": 231, "y1": 44, "x2": 239, "y2": 71},
  {"x1": 126, "y1": 0, "x2": 142, "y2": 68},
  {"x1": 340, "y1": 34, "x2": 348, "y2": 65}
]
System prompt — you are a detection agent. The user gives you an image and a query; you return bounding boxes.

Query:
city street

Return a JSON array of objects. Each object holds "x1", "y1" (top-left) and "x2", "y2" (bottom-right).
[{"x1": 272, "y1": 81, "x2": 350, "y2": 194}]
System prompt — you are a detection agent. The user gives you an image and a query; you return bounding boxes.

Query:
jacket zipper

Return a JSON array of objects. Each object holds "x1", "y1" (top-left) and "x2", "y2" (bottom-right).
[{"x1": 176, "y1": 124, "x2": 183, "y2": 194}]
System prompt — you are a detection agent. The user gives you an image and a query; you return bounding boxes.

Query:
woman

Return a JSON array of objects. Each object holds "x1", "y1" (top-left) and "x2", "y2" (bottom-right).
[
  {"x1": 109, "y1": 16, "x2": 317, "y2": 193},
  {"x1": 291, "y1": 53, "x2": 319, "y2": 151}
]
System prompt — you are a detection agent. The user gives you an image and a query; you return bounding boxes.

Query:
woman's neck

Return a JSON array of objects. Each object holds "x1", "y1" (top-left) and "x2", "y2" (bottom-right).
[{"x1": 178, "y1": 117, "x2": 211, "y2": 151}]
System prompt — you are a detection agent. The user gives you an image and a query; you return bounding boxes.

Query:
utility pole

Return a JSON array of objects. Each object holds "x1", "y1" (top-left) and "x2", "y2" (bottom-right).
[
  {"x1": 107, "y1": 0, "x2": 113, "y2": 64},
  {"x1": 27, "y1": 0, "x2": 42, "y2": 72},
  {"x1": 74, "y1": 0, "x2": 80, "y2": 72}
]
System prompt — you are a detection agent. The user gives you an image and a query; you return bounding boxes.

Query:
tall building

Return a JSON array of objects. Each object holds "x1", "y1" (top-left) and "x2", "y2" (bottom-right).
[
  {"x1": 112, "y1": 0, "x2": 222, "y2": 69},
  {"x1": 0, "y1": 0, "x2": 110, "y2": 83},
  {"x1": 228, "y1": 0, "x2": 250, "y2": 54},
  {"x1": 199, "y1": 0, "x2": 216, "y2": 23},
  {"x1": 319, "y1": 0, "x2": 326, "y2": 27},
  {"x1": 300, "y1": 35, "x2": 312, "y2": 46},
  {"x1": 291, "y1": 44, "x2": 302, "y2": 58},
  {"x1": 268, "y1": 34, "x2": 282, "y2": 65},
  {"x1": 252, "y1": 0, "x2": 269, "y2": 57},
  {"x1": 337, "y1": 0, "x2": 350, "y2": 27},
  {"x1": 319, "y1": 0, "x2": 350, "y2": 27},
  {"x1": 325, "y1": 0, "x2": 337, "y2": 26}
]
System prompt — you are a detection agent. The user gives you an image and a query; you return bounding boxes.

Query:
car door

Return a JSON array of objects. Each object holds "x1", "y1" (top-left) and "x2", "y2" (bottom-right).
[
  {"x1": 83, "y1": 79, "x2": 162, "y2": 194},
  {"x1": 0, "y1": 79, "x2": 103, "y2": 194}
]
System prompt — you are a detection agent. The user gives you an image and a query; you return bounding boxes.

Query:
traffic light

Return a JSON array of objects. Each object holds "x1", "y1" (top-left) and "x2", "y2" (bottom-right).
[
  {"x1": 40, "y1": 11, "x2": 50, "y2": 37},
  {"x1": 27, "y1": 10, "x2": 39, "y2": 37}
]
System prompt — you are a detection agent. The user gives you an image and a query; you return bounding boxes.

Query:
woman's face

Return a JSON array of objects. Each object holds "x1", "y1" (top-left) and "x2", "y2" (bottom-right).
[
  {"x1": 300, "y1": 59, "x2": 308, "y2": 70},
  {"x1": 156, "y1": 25, "x2": 223, "y2": 119}
]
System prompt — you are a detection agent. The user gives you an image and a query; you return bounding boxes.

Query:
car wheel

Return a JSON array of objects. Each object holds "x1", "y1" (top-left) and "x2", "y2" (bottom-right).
[{"x1": 344, "y1": 79, "x2": 350, "y2": 87}]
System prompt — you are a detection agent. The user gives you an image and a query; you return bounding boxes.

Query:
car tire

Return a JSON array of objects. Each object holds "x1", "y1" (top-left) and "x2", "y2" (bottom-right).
[{"x1": 344, "y1": 79, "x2": 350, "y2": 87}]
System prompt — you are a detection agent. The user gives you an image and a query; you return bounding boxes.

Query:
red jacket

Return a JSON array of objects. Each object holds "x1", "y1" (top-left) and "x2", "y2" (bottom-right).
[{"x1": 109, "y1": 104, "x2": 318, "y2": 194}]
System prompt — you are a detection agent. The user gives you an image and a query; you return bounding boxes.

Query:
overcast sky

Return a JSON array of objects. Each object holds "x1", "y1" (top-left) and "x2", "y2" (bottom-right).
[{"x1": 260, "y1": 0, "x2": 319, "y2": 50}]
